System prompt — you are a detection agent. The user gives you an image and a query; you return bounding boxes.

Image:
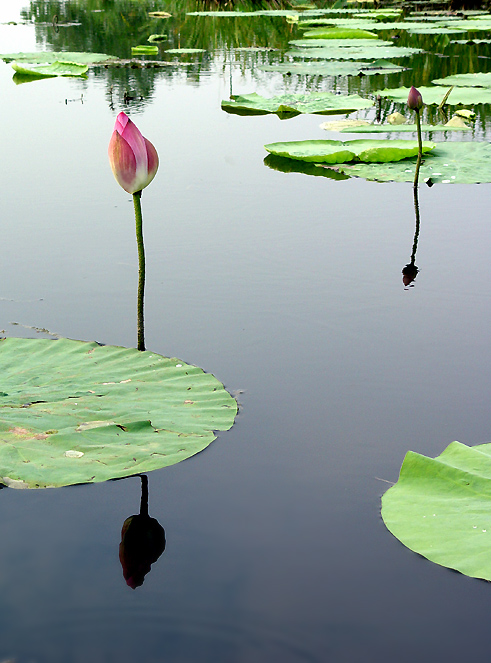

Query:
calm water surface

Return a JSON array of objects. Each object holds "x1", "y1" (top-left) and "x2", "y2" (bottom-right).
[{"x1": 2, "y1": 2, "x2": 491, "y2": 661}]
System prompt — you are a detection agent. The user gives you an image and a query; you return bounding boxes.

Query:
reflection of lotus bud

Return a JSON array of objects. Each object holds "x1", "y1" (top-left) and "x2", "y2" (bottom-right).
[
  {"x1": 407, "y1": 86, "x2": 423, "y2": 111},
  {"x1": 119, "y1": 515, "x2": 166, "y2": 589},
  {"x1": 402, "y1": 263, "x2": 419, "y2": 287}
]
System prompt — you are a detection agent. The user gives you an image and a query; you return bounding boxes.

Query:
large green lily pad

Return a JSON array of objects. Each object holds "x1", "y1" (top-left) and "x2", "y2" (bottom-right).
[
  {"x1": 382, "y1": 441, "x2": 491, "y2": 581},
  {"x1": 222, "y1": 92, "x2": 373, "y2": 118},
  {"x1": 338, "y1": 141, "x2": 491, "y2": 183},
  {"x1": 264, "y1": 139, "x2": 436, "y2": 163},
  {"x1": 0, "y1": 338, "x2": 237, "y2": 489},
  {"x1": 432, "y1": 72, "x2": 491, "y2": 88},
  {"x1": 374, "y1": 85, "x2": 491, "y2": 105},
  {"x1": 0, "y1": 51, "x2": 115, "y2": 64},
  {"x1": 11, "y1": 61, "x2": 88, "y2": 78}
]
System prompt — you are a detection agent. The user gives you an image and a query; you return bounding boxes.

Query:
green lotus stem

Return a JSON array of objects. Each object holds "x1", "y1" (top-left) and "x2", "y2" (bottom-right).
[
  {"x1": 413, "y1": 108, "x2": 423, "y2": 189},
  {"x1": 133, "y1": 191, "x2": 145, "y2": 352}
]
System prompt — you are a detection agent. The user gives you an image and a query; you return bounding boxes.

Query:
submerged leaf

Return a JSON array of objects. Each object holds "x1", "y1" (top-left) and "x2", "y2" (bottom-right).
[
  {"x1": 382, "y1": 441, "x2": 491, "y2": 581},
  {"x1": 222, "y1": 91, "x2": 373, "y2": 118},
  {"x1": 0, "y1": 338, "x2": 237, "y2": 489}
]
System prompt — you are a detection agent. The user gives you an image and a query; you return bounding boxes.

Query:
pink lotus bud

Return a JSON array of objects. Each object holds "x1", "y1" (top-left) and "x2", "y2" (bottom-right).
[
  {"x1": 407, "y1": 86, "x2": 423, "y2": 111},
  {"x1": 108, "y1": 112, "x2": 158, "y2": 194}
]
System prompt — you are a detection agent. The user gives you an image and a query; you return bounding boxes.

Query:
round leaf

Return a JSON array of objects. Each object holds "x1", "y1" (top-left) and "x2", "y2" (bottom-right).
[
  {"x1": 0, "y1": 338, "x2": 237, "y2": 489},
  {"x1": 382, "y1": 441, "x2": 491, "y2": 581}
]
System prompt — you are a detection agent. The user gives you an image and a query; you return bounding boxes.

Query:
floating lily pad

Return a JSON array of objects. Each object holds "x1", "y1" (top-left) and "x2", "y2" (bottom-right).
[
  {"x1": 222, "y1": 92, "x2": 373, "y2": 118},
  {"x1": 148, "y1": 34, "x2": 167, "y2": 43},
  {"x1": 259, "y1": 59, "x2": 407, "y2": 76},
  {"x1": 374, "y1": 85, "x2": 491, "y2": 105},
  {"x1": 131, "y1": 45, "x2": 159, "y2": 55},
  {"x1": 301, "y1": 26, "x2": 379, "y2": 38},
  {"x1": 148, "y1": 11, "x2": 172, "y2": 18},
  {"x1": 11, "y1": 61, "x2": 88, "y2": 78},
  {"x1": 338, "y1": 141, "x2": 491, "y2": 183},
  {"x1": 432, "y1": 72, "x2": 491, "y2": 88},
  {"x1": 286, "y1": 45, "x2": 422, "y2": 60},
  {"x1": 0, "y1": 338, "x2": 237, "y2": 489},
  {"x1": 0, "y1": 51, "x2": 115, "y2": 65},
  {"x1": 164, "y1": 48, "x2": 206, "y2": 54},
  {"x1": 381, "y1": 441, "x2": 491, "y2": 581},
  {"x1": 289, "y1": 38, "x2": 391, "y2": 48},
  {"x1": 264, "y1": 139, "x2": 436, "y2": 163}
]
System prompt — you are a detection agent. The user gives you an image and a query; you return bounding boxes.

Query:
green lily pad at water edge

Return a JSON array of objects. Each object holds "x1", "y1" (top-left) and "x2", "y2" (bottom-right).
[
  {"x1": 381, "y1": 441, "x2": 491, "y2": 581},
  {"x1": 0, "y1": 51, "x2": 115, "y2": 64},
  {"x1": 374, "y1": 86, "x2": 491, "y2": 105},
  {"x1": 222, "y1": 92, "x2": 373, "y2": 118},
  {"x1": 338, "y1": 141, "x2": 491, "y2": 183},
  {"x1": 264, "y1": 139, "x2": 435, "y2": 163},
  {"x1": 11, "y1": 61, "x2": 88, "y2": 77},
  {"x1": 0, "y1": 338, "x2": 237, "y2": 489}
]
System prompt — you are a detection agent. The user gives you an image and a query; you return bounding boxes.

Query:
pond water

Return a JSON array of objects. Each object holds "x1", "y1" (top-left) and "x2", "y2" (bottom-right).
[{"x1": 2, "y1": 1, "x2": 491, "y2": 661}]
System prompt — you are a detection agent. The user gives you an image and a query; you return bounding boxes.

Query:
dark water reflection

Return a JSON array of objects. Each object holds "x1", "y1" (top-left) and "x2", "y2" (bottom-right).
[{"x1": 3, "y1": 1, "x2": 491, "y2": 662}]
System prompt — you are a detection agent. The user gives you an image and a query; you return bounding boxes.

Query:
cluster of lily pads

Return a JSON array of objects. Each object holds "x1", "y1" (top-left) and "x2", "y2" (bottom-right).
[
  {"x1": 213, "y1": 3, "x2": 491, "y2": 581},
  {"x1": 214, "y1": 4, "x2": 491, "y2": 185}
]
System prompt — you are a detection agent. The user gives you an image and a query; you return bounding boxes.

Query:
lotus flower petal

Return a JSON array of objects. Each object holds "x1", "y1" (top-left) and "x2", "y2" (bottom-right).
[{"x1": 108, "y1": 112, "x2": 159, "y2": 194}]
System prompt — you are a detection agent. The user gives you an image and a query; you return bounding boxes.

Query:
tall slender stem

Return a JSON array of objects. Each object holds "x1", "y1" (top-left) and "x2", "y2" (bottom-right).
[
  {"x1": 413, "y1": 108, "x2": 423, "y2": 190},
  {"x1": 133, "y1": 191, "x2": 145, "y2": 352}
]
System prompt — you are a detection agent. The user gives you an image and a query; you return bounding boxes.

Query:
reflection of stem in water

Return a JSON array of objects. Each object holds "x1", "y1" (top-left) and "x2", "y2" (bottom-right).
[
  {"x1": 140, "y1": 473, "x2": 149, "y2": 517},
  {"x1": 229, "y1": 47, "x2": 233, "y2": 98},
  {"x1": 402, "y1": 186, "x2": 420, "y2": 288},
  {"x1": 133, "y1": 191, "x2": 145, "y2": 351}
]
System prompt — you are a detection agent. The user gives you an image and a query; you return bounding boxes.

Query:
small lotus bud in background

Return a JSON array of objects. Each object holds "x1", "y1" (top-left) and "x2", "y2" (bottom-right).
[{"x1": 407, "y1": 86, "x2": 423, "y2": 111}]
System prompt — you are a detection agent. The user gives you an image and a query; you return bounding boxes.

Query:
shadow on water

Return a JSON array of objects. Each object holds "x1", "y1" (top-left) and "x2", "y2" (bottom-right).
[{"x1": 119, "y1": 475, "x2": 166, "y2": 589}]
